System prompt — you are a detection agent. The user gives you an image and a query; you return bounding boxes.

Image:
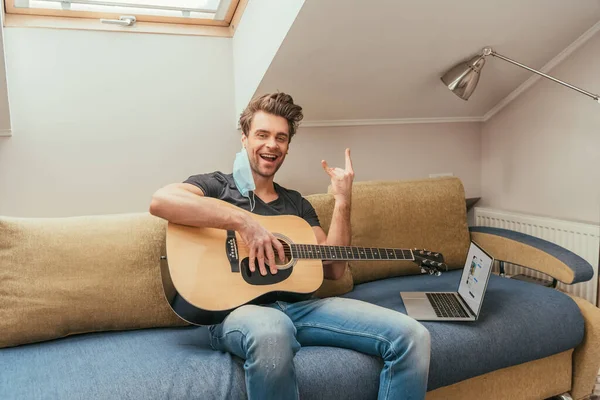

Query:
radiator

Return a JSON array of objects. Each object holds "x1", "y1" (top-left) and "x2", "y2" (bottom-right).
[{"x1": 474, "y1": 207, "x2": 600, "y2": 306}]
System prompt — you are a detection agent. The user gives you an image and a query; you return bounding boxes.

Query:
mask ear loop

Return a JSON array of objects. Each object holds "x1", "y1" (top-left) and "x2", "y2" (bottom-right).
[{"x1": 249, "y1": 191, "x2": 256, "y2": 212}]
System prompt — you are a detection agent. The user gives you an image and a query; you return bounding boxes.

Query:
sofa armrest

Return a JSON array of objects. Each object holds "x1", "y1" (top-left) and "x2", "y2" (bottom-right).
[
  {"x1": 469, "y1": 226, "x2": 594, "y2": 284},
  {"x1": 568, "y1": 294, "x2": 600, "y2": 400}
]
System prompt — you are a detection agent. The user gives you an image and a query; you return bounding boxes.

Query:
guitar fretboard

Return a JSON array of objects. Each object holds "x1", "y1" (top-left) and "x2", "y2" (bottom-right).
[{"x1": 290, "y1": 245, "x2": 414, "y2": 261}]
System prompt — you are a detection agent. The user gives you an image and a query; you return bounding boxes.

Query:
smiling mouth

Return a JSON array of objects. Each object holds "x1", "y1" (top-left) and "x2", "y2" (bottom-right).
[{"x1": 259, "y1": 154, "x2": 279, "y2": 163}]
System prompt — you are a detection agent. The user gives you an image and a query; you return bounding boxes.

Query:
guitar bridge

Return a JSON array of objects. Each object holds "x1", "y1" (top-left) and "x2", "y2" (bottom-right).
[{"x1": 226, "y1": 230, "x2": 239, "y2": 272}]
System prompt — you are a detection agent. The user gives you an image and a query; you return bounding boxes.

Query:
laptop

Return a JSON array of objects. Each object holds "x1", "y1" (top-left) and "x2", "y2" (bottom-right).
[{"x1": 400, "y1": 241, "x2": 494, "y2": 321}]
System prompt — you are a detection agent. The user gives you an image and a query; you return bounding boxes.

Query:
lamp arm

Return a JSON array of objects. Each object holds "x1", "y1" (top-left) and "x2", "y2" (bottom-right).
[{"x1": 486, "y1": 48, "x2": 599, "y2": 103}]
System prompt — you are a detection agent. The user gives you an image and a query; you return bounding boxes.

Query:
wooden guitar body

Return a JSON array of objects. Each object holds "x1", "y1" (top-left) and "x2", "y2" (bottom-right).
[
  {"x1": 161, "y1": 211, "x2": 323, "y2": 325},
  {"x1": 160, "y1": 200, "x2": 446, "y2": 326}
]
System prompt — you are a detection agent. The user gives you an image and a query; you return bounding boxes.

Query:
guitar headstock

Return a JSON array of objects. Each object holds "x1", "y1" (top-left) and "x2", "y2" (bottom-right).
[{"x1": 412, "y1": 249, "x2": 448, "y2": 276}]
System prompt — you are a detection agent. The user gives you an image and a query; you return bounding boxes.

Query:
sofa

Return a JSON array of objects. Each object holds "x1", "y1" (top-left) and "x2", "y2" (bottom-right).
[{"x1": 1, "y1": 176, "x2": 599, "y2": 400}]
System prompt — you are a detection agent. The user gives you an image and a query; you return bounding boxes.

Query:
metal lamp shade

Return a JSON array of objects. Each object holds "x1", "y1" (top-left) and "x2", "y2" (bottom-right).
[{"x1": 441, "y1": 55, "x2": 486, "y2": 101}]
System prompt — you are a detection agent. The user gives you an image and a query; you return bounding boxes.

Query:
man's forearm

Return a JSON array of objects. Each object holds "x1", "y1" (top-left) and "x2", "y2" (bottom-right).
[
  {"x1": 323, "y1": 201, "x2": 351, "y2": 279},
  {"x1": 150, "y1": 188, "x2": 247, "y2": 231}
]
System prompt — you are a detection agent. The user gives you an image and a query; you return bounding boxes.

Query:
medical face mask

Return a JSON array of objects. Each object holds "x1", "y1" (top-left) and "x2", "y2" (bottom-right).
[{"x1": 233, "y1": 146, "x2": 256, "y2": 211}]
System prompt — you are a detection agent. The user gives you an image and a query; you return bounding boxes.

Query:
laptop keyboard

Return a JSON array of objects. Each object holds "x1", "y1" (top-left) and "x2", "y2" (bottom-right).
[{"x1": 426, "y1": 293, "x2": 470, "y2": 318}]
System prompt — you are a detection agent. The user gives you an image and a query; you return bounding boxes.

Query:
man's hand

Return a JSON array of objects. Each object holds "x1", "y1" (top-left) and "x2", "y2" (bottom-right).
[
  {"x1": 320, "y1": 148, "x2": 354, "y2": 280},
  {"x1": 322, "y1": 148, "x2": 355, "y2": 205},
  {"x1": 238, "y1": 215, "x2": 286, "y2": 276}
]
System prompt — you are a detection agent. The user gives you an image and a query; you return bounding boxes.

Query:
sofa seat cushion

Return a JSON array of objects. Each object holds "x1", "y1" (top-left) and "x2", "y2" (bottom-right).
[
  {"x1": 0, "y1": 326, "x2": 382, "y2": 400},
  {"x1": 342, "y1": 270, "x2": 585, "y2": 390},
  {"x1": 0, "y1": 272, "x2": 584, "y2": 399}
]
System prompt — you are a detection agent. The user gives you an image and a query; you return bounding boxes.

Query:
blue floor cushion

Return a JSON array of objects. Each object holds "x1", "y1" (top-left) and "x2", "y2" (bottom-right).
[{"x1": 0, "y1": 271, "x2": 584, "y2": 400}]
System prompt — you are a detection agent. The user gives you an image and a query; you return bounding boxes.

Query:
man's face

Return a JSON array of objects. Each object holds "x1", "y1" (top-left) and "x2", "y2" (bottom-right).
[{"x1": 242, "y1": 111, "x2": 290, "y2": 179}]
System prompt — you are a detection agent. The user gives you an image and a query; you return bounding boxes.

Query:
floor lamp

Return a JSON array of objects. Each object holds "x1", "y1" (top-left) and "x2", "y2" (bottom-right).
[
  {"x1": 442, "y1": 47, "x2": 600, "y2": 309},
  {"x1": 441, "y1": 47, "x2": 599, "y2": 103}
]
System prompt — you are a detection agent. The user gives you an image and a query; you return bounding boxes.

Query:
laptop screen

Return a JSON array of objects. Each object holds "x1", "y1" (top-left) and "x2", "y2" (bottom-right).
[{"x1": 457, "y1": 242, "x2": 494, "y2": 316}]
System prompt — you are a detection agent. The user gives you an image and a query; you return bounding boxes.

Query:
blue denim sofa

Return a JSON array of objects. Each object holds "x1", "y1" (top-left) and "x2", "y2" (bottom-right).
[{"x1": 1, "y1": 177, "x2": 599, "y2": 400}]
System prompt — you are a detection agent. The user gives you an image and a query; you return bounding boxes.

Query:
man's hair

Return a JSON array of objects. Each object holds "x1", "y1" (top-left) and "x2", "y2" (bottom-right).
[{"x1": 239, "y1": 92, "x2": 303, "y2": 141}]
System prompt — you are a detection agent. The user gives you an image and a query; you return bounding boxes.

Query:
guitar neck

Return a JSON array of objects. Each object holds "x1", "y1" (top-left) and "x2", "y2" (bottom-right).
[{"x1": 289, "y1": 244, "x2": 414, "y2": 261}]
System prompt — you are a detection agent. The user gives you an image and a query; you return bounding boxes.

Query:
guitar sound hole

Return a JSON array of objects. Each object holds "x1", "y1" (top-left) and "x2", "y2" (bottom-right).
[{"x1": 275, "y1": 239, "x2": 292, "y2": 267}]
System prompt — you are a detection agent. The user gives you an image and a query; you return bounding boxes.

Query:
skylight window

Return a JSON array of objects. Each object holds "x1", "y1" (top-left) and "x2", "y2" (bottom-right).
[{"x1": 6, "y1": 0, "x2": 241, "y2": 27}]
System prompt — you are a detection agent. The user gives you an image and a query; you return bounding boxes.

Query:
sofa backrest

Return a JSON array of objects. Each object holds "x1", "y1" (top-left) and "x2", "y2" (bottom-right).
[
  {"x1": 0, "y1": 213, "x2": 186, "y2": 349},
  {"x1": 308, "y1": 177, "x2": 471, "y2": 285},
  {"x1": 0, "y1": 177, "x2": 471, "y2": 348}
]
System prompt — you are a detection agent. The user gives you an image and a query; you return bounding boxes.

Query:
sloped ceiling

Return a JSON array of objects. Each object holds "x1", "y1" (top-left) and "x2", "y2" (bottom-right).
[
  {"x1": 232, "y1": 0, "x2": 304, "y2": 118},
  {"x1": 255, "y1": 0, "x2": 600, "y2": 123}
]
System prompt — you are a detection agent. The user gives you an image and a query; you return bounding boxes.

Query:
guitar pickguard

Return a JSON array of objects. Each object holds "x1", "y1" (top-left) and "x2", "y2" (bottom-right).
[{"x1": 240, "y1": 258, "x2": 294, "y2": 285}]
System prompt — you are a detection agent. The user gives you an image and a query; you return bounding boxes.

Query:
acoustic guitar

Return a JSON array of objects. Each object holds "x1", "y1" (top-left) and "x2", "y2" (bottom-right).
[{"x1": 160, "y1": 201, "x2": 447, "y2": 326}]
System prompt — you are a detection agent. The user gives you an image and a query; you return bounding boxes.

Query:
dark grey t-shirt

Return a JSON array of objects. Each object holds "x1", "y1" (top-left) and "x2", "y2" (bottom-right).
[{"x1": 184, "y1": 171, "x2": 321, "y2": 228}]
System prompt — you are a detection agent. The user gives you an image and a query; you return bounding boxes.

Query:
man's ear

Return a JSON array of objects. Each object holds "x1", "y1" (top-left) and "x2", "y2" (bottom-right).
[{"x1": 241, "y1": 132, "x2": 247, "y2": 148}]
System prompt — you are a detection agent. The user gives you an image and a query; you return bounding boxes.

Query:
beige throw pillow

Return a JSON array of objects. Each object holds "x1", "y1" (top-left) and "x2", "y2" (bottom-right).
[
  {"x1": 0, "y1": 213, "x2": 186, "y2": 349},
  {"x1": 334, "y1": 177, "x2": 471, "y2": 284}
]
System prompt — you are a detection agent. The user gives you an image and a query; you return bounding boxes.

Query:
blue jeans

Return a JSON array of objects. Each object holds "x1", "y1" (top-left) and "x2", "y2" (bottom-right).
[{"x1": 208, "y1": 297, "x2": 431, "y2": 400}]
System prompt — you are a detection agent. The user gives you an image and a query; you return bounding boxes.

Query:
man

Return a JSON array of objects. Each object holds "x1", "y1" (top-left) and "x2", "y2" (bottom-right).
[{"x1": 149, "y1": 92, "x2": 431, "y2": 400}]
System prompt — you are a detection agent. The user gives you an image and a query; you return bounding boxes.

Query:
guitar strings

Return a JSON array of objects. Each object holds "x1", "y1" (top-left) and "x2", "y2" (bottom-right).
[{"x1": 237, "y1": 243, "x2": 425, "y2": 261}]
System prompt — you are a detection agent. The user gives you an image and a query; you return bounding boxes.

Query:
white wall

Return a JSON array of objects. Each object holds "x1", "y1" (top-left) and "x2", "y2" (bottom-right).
[
  {"x1": 0, "y1": 28, "x2": 237, "y2": 217},
  {"x1": 0, "y1": 26, "x2": 482, "y2": 219},
  {"x1": 232, "y1": 0, "x2": 304, "y2": 121},
  {"x1": 275, "y1": 122, "x2": 482, "y2": 199},
  {"x1": 481, "y1": 31, "x2": 600, "y2": 225},
  {"x1": 0, "y1": 12, "x2": 10, "y2": 135}
]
